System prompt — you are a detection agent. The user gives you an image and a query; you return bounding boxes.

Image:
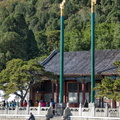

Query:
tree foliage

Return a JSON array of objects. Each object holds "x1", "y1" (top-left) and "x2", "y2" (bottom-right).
[
  {"x1": 0, "y1": 12, "x2": 38, "y2": 70},
  {"x1": 46, "y1": 30, "x2": 60, "y2": 51},
  {"x1": 0, "y1": 0, "x2": 120, "y2": 71},
  {"x1": 0, "y1": 59, "x2": 57, "y2": 103},
  {"x1": 93, "y1": 61, "x2": 120, "y2": 101}
]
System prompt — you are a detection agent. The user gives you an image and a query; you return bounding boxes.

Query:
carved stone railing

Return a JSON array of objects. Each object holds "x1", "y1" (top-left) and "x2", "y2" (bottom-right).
[
  {"x1": 82, "y1": 108, "x2": 90, "y2": 116},
  {"x1": 108, "y1": 108, "x2": 119, "y2": 117},
  {"x1": 95, "y1": 108, "x2": 106, "y2": 117},
  {"x1": 69, "y1": 107, "x2": 79, "y2": 116},
  {"x1": 62, "y1": 103, "x2": 120, "y2": 118},
  {"x1": 0, "y1": 106, "x2": 49, "y2": 115},
  {"x1": 0, "y1": 103, "x2": 120, "y2": 118}
]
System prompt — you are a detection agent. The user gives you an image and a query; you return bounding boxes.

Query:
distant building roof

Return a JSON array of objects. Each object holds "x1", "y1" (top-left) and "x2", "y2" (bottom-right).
[{"x1": 41, "y1": 49, "x2": 120, "y2": 76}]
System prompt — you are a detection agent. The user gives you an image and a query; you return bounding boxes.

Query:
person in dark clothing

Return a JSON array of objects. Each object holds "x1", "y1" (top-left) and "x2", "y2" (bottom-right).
[
  {"x1": 28, "y1": 100, "x2": 34, "y2": 107},
  {"x1": 50, "y1": 99, "x2": 55, "y2": 108},
  {"x1": 2, "y1": 100, "x2": 6, "y2": 107},
  {"x1": 50, "y1": 98, "x2": 55, "y2": 115},
  {"x1": 28, "y1": 112, "x2": 35, "y2": 120},
  {"x1": 84, "y1": 100, "x2": 88, "y2": 108}
]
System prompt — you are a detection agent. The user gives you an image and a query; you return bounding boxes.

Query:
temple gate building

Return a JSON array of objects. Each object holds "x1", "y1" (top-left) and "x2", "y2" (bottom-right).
[{"x1": 29, "y1": 49, "x2": 120, "y2": 108}]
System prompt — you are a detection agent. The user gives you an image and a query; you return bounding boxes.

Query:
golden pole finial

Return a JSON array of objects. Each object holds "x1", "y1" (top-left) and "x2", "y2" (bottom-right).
[
  {"x1": 60, "y1": 0, "x2": 66, "y2": 16},
  {"x1": 91, "y1": 0, "x2": 96, "y2": 13}
]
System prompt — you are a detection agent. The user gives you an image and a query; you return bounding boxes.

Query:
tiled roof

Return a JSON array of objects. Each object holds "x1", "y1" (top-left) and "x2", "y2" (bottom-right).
[{"x1": 41, "y1": 49, "x2": 120, "y2": 76}]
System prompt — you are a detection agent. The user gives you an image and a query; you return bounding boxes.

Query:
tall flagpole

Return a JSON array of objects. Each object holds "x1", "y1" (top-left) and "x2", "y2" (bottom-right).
[
  {"x1": 91, "y1": 0, "x2": 96, "y2": 103},
  {"x1": 60, "y1": 0, "x2": 66, "y2": 103}
]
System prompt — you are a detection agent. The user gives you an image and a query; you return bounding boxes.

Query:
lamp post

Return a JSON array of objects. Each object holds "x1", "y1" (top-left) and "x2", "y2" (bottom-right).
[
  {"x1": 60, "y1": 0, "x2": 66, "y2": 103},
  {"x1": 91, "y1": 0, "x2": 96, "y2": 103}
]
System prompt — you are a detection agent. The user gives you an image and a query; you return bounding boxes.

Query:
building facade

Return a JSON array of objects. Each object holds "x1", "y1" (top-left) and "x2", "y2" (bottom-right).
[{"x1": 29, "y1": 49, "x2": 120, "y2": 108}]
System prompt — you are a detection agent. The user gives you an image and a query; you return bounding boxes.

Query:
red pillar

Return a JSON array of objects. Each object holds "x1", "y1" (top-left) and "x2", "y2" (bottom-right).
[
  {"x1": 82, "y1": 80, "x2": 85, "y2": 104},
  {"x1": 111, "y1": 99, "x2": 116, "y2": 108},
  {"x1": 56, "y1": 82, "x2": 59, "y2": 103}
]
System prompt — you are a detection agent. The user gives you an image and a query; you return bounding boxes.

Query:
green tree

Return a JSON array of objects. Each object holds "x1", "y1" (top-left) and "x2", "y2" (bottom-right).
[
  {"x1": 93, "y1": 77, "x2": 115, "y2": 99},
  {"x1": 29, "y1": 16, "x2": 39, "y2": 30},
  {"x1": 0, "y1": 13, "x2": 39, "y2": 60},
  {"x1": 30, "y1": 0, "x2": 38, "y2": 5},
  {"x1": 14, "y1": 3, "x2": 26, "y2": 16},
  {"x1": 0, "y1": 53, "x2": 6, "y2": 71},
  {"x1": 0, "y1": 31, "x2": 28, "y2": 70},
  {"x1": 93, "y1": 61, "x2": 120, "y2": 101},
  {"x1": 0, "y1": 0, "x2": 120, "y2": 60},
  {"x1": 0, "y1": 59, "x2": 57, "y2": 105},
  {"x1": 81, "y1": 26, "x2": 91, "y2": 50},
  {"x1": 0, "y1": 7, "x2": 9, "y2": 25},
  {"x1": 65, "y1": 29, "x2": 82, "y2": 51},
  {"x1": 112, "y1": 23, "x2": 120, "y2": 49},
  {"x1": 95, "y1": 23, "x2": 114, "y2": 50},
  {"x1": 47, "y1": 30, "x2": 60, "y2": 52},
  {"x1": 0, "y1": 32, "x2": 27, "y2": 59},
  {"x1": 35, "y1": 31, "x2": 48, "y2": 56}
]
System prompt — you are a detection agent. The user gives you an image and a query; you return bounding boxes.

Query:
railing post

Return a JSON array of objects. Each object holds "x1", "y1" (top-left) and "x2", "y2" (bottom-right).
[
  {"x1": 89, "y1": 103, "x2": 95, "y2": 116},
  {"x1": 38, "y1": 102, "x2": 41, "y2": 115},
  {"x1": 79, "y1": 103, "x2": 82, "y2": 116},
  {"x1": 26, "y1": 104, "x2": 30, "y2": 114},
  {"x1": 105, "y1": 103, "x2": 108, "y2": 117},
  {"x1": 6, "y1": 107, "x2": 8, "y2": 114},
  {"x1": 15, "y1": 105, "x2": 19, "y2": 114},
  {"x1": 119, "y1": 106, "x2": 120, "y2": 117}
]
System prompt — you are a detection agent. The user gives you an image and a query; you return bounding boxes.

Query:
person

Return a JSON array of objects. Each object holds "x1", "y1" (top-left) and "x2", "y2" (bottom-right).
[
  {"x1": 28, "y1": 112, "x2": 35, "y2": 120},
  {"x1": 29, "y1": 100, "x2": 34, "y2": 107},
  {"x1": 83, "y1": 99, "x2": 88, "y2": 108},
  {"x1": 46, "y1": 102, "x2": 49, "y2": 107},
  {"x1": 10, "y1": 101, "x2": 15, "y2": 107},
  {"x1": 34, "y1": 100, "x2": 39, "y2": 107},
  {"x1": 50, "y1": 99, "x2": 55, "y2": 108},
  {"x1": 23, "y1": 100, "x2": 27, "y2": 107},
  {"x1": 2, "y1": 100, "x2": 6, "y2": 110},
  {"x1": 13, "y1": 99, "x2": 16, "y2": 107},
  {"x1": 2, "y1": 100, "x2": 6, "y2": 107},
  {"x1": 50, "y1": 98, "x2": 55, "y2": 115},
  {"x1": 40, "y1": 100, "x2": 46, "y2": 107}
]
